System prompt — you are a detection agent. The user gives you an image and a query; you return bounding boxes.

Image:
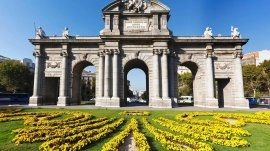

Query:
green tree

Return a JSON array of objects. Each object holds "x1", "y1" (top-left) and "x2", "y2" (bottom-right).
[
  {"x1": 141, "y1": 91, "x2": 148, "y2": 101},
  {"x1": 178, "y1": 72, "x2": 193, "y2": 96},
  {"x1": 258, "y1": 60, "x2": 270, "y2": 96},
  {"x1": 0, "y1": 60, "x2": 33, "y2": 93},
  {"x1": 242, "y1": 64, "x2": 263, "y2": 97},
  {"x1": 91, "y1": 77, "x2": 96, "y2": 98}
]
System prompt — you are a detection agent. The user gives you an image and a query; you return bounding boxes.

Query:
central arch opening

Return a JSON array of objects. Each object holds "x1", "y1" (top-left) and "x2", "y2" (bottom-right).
[{"x1": 124, "y1": 59, "x2": 149, "y2": 107}]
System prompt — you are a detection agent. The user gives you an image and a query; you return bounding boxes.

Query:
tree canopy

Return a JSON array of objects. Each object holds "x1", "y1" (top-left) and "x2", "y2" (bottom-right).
[
  {"x1": 242, "y1": 60, "x2": 270, "y2": 97},
  {"x1": 178, "y1": 72, "x2": 193, "y2": 96},
  {"x1": 0, "y1": 60, "x2": 33, "y2": 93}
]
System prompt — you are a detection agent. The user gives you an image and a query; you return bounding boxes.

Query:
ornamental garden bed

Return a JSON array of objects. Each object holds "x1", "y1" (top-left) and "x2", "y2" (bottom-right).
[{"x1": 0, "y1": 108, "x2": 270, "y2": 151}]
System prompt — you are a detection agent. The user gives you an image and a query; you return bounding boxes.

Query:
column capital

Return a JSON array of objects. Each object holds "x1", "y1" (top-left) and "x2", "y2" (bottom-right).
[
  {"x1": 234, "y1": 52, "x2": 243, "y2": 59},
  {"x1": 235, "y1": 44, "x2": 243, "y2": 51},
  {"x1": 98, "y1": 51, "x2": 104, "y2": 57},
  {"x1": 113, "y1": 49, "x2": 120, "y2": 55},
  {"x1": 162, "y1": 49, "x2": 170, "y2": 55},
  {"x1": 104, "y1": 49, "x2": 112, "y2": 55},
  {"x1": 60, "y1": 50, "x2": 68, "y2": 57},
  {"x1": 205, "y1": 49, "x2": 213, "y2": 58},
  {"x1": 153, "y1": 49, "x2": 161, "y2": 55},
  {"x1": 33, "y1": 50, "x2": 41, "y2": 57}
]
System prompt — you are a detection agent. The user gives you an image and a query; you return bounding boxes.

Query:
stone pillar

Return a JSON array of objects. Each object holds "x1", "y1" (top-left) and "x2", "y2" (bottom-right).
[
  {"x1": 112, "y1": 49, "x2": 119, "y2": 98},
  {"x1": 29, "y1": 45, "x2": 42, "y2": 106},
  {"x1": 112, "y1": 14, "x2": 120, "y2": 34},
  {"x1": 161, "y1": 49, "x2": 169, "y2": 99},
  {"x1": 152, "y1": 14, "x2": 160, "y2": 34},
  {"x1": 58, "y1": 44, "x2": 69, "y2": 106},
  {"x1": 161, "y1": 14, "x2": 168, "y2": 30},
  {"x1": 98, "y1": 51, "x2": 104, "y2": 98},
  {"x1": 152, "y1": 49, "x2": 160, "y2": 99},
  {"x1": 104, "y1": 49, "x2": 111, "y2": 98},
  {"x1": 234, "y1": 53, "x2": 245, "y2": 98},
  {"x1": 233, "y1": 45, "x2": 249, "y2": 109},
  {"x1": 205, "y1": 44, "x2": 218, "y2": 108},
  {"x1": 104, "y1": 14, "x2": 111, "y2": 32}
]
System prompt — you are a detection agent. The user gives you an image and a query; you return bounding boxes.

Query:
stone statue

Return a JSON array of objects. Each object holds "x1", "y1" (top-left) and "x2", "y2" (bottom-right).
[
  {"x1": 36, "y1": 27, "x2": 46, "y2": 39},
  {"x1": 62, "y1": 27, "x2": 69, "y2": 38},
  {"x1": 126, "y1": 0, "x2": 147, "y2": 12},
  {"x1": 231, "y1": 26, "x2": 241, "y2": 39},
  {"x1": 204, "y1": 27, "x2": 213, "y2": 38}
]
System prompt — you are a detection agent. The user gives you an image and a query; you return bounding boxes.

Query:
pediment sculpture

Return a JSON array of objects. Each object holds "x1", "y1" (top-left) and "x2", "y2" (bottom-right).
[{"x1": 123, "y1": 0, "x2": 148, "y2": 13}]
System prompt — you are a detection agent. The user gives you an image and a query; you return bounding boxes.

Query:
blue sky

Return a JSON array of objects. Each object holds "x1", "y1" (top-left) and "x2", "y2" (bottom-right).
[{"x1": 0, "y1": 0, "x2": 270, "y2": 91}]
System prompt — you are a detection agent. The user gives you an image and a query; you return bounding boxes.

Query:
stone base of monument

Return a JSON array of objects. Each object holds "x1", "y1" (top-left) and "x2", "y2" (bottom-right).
[
  {"x1": 149, "y1": 98, "x2": 172, "y2": 108},
  {"x1": 57, "y1": 96, "x2": 69, "y2": 106},
  {"x1": 195, "y1": 98, "x2": 219, "y2": 108},
  {"x1": 95, "y1": 97, "x2": 120, "y2": 108},
  {"x1": 225, "y1": 98, "x2": 249, "y2": 109},
  {"x1": 29, "y1": 96, "x2": 43, "y2": 106}
]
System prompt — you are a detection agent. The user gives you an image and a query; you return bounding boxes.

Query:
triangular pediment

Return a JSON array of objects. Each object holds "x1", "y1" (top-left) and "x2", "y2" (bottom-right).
[{"x1": 102, "y1": 0, "x2": 170, "y2": 13}]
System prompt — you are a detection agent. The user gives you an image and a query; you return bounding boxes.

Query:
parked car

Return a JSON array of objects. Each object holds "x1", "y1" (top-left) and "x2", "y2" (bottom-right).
[
  {"x1": 246, "y1": 97, "x2": 258, "y2": 105},
  {"x1": 178, "y1": 96, "x2": 193, "y2": 103},
  {"x1": 259, "y1": 97, "x2": 270, "y2": 104}
]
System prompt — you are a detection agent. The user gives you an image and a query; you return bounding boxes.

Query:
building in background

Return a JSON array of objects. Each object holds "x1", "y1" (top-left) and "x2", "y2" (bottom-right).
[
  {"x1": 178, "y1": 66, "x2": 191, "y2": 75},
  {"x1": 81, "y1": 70, "x2": 96, "y2": 100},
  {"x1": 242, "y1": 50, "x2": 270, "y2": 66},
  {"x1": 0, "y1": 55, "x2": 10, "y2": 62},
  {"x1": 22, "y1": 58, "x2": 35, "y2": 72}
]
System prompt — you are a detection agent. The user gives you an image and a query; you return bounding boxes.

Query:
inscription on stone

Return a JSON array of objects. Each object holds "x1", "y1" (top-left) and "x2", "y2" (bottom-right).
[{"x1": 124, "y1": 19, "x2": 149, "y2": 32}]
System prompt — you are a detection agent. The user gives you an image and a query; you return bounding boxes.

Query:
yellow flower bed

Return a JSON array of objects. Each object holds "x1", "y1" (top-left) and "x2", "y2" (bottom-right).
[
  {"x1": 153, "y1": 117, "x2": 250, "y2": 147},
  {"x1": 142, "y1": 118, "x2": 214, "y2": 151},
  {"x1": 1, "y1": 110, "x2": 270, "y2": 150},
  {"x1": 102, "y1": 118, "x2": 150, "y2": 151},
  {"x1": 119, "y1": 111, "x2": 150, "y2": 116}
]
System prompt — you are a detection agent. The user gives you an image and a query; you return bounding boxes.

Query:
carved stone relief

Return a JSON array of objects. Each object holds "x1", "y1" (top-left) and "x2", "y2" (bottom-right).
[{"x1": 47, "y1": 62, "x2": 61, "y2": 68}]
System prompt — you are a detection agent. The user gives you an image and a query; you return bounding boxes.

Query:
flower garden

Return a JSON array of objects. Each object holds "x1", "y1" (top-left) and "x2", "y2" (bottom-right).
[{"x1": 0, "y1": 108, "x2": 270, "y2": 151}]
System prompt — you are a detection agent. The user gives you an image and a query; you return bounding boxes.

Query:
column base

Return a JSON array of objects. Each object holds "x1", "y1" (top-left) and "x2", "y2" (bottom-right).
[
  {"x1": 29, "y1": 96, "x2": 43, "y2": 106},
  {"x1": 200, "y1": 98, "x2": 219, "y2": 108},
  {"x1": 225, "y1": 98, "x2": 249, "y2": 109},
  {"x1": 57, "y1": 96, "x2": 69, "y2": 106},
  {"x1": 149, "y1": 97, "x2": 172, "y2": 108},
  {"x1": 95, "y1": 97, "x2": 120, "y2": 108}
]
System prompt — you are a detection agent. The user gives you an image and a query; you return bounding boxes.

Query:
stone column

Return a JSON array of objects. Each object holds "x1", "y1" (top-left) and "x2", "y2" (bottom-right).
[
  {"x1": 112, "y1": 49, "x2": 119, "y2": 98},
  {"x1": 233, "y1": 47, "x2": 249, "y2": 108},
  {"x1": 152, "y1": 49, "x2": 160, "y2": 98},
  {"x1": 98, "y1": 51, "x2": 104, "y2": 98},
  {"x1": 29, "y1": 45, "x2": 42, "y2": 106},
  {"x1": 206, "y1": 53, "x2": 215, "y2": 98},
  {"x1": 104, "y1": 49, "x2": 111, "y2": 98},
  {"x1": 205, "y1": 44, "x2": 218, "y2": 107},
  {"x1": 161, "y1": 49, "x2": 169, "y2": 99},
  {"x1": 32, "y1": 46, "x2": 41, "y2": 97},
  {"x1": 234, "y1": 52, "x2": 245, "y2": 98},
  {"x1": 58, "y1": 44, "x2": 69, "y2": 106}
]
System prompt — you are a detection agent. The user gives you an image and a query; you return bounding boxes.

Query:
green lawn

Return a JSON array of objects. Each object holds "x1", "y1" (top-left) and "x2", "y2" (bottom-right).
[{"x1": 0, "y1": 108, "x2": 270, "y2": 151}]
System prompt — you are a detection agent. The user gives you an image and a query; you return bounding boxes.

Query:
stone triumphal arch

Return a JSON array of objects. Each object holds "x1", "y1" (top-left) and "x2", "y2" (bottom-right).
[{"x1": 29, "y1": 1, "x2": 249, "y2": 108}]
